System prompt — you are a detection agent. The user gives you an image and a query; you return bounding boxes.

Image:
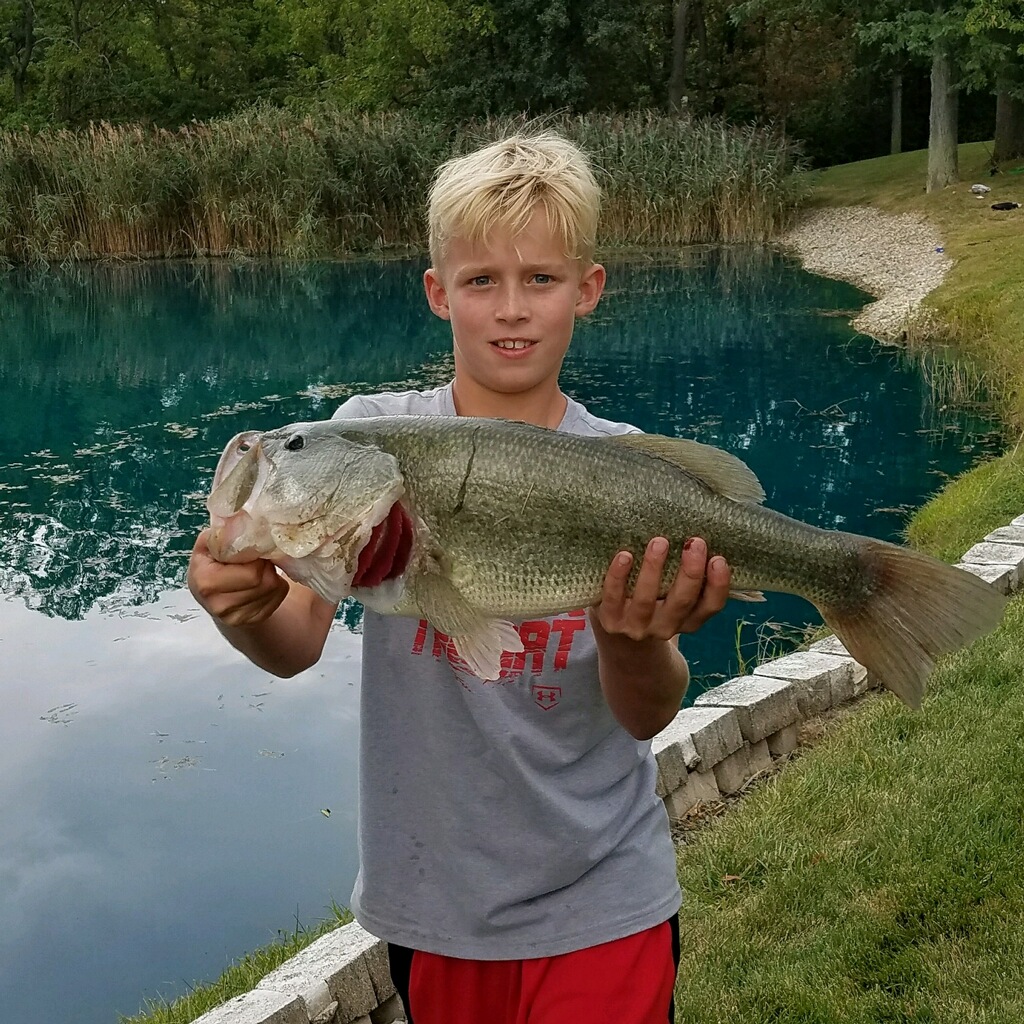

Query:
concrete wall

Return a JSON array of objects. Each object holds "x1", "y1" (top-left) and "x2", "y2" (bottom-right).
[{"x1": 192, "y1": 515, "x2": 1024, "y2": 1024}]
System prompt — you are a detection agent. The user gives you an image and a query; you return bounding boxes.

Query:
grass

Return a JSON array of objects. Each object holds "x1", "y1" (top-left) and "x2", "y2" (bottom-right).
[
  {"x1": 119, "y1": 904, "x2": 352, "y2": 1024},
  {"x1": 672, "y1": 142, "x2": 1024, "y2": 1022}
]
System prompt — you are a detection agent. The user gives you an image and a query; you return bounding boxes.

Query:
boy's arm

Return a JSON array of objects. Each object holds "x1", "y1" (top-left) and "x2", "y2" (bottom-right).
[
  {"x1": 590, "y1": 537, "x2": 731, "y2": 741},
  {"x1": 188, "y1": 529, "x2": 337, "y2": 678}
]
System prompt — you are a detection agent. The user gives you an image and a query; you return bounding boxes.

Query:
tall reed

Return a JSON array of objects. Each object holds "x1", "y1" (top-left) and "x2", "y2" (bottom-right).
[{"x1": 0, "y1": 107, "x2": 807, "y2": 265}]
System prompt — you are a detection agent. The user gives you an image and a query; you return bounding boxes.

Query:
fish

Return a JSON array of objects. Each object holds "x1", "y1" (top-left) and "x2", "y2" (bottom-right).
[{"x1": 205, "y1": 414, "x2": 1007, "y2": 708}]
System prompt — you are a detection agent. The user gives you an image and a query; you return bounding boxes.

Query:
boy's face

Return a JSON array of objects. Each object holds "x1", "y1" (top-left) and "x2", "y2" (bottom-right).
[{"x1": 423, "y1": 208, "x2": 605, "y2": 401}]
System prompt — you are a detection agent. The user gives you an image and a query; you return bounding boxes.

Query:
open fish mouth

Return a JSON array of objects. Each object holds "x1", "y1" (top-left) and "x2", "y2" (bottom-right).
[{"x1": 351, "y1": 500, "x2": 415, "y2": 587}]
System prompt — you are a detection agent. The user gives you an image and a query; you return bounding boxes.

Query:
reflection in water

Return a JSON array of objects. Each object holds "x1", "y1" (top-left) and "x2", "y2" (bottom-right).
[{"x1": 0, "y1": 252, "x2": 1001, "y2": 1022}]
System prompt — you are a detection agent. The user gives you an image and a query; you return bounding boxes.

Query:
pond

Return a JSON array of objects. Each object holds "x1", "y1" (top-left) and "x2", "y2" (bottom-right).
[{"x1": 0, "y1": 252, "x2": 1000, "y2": 1022}]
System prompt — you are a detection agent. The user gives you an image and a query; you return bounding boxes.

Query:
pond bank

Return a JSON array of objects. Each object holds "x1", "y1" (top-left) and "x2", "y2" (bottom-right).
[{"x1": 781, "y1": 205, "x2": 951, "y2": 342}]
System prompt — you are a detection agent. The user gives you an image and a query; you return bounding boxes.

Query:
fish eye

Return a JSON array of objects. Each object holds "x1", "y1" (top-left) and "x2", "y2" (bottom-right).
[{"x1": 284, "y1": 433, "x2": 305, "y2": 452}]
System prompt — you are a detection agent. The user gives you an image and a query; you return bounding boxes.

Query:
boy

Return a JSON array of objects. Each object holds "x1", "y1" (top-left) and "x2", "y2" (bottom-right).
[{"x1": 188, "y1": 132, "x2": 732, "y2": 1023}]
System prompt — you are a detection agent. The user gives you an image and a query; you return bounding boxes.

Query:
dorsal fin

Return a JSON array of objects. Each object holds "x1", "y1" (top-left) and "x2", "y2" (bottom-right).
[{"x1": 611, "y1": 434, "x2": 766, "y2": 504}]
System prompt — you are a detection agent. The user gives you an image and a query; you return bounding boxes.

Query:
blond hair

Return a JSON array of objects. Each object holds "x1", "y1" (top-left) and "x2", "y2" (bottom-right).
[{"x1": 427, "y1": 132, "x2": 601, "y2": 267}]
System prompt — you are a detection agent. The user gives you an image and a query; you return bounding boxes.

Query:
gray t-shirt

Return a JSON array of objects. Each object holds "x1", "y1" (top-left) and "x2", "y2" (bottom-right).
[{"x1": 333, "y1": 383, "x2": 681, "y2": 959}]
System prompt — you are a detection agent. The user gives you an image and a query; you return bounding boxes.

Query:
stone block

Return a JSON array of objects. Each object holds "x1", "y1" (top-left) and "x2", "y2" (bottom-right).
[
  {"x1": 955, "y1": 561, "x2": 1014, "y2": 595},
  {"x1": 713, "y1": 744, "x2": 751, "y2": 795},
  {"x1": 851, "y1": 662, "x2": 874, "y2": 697},
  {"x1": 258, "y1": 923, "x2": 384, "y2": 1021},
  {"x1": 663, "y1": 770, "x2": 721, "y2": 821},
  {"x1": 652, "y1": 716, "x2": 702, "y2": 771},
  {"x1": 652, "y1": 732, "x2": 699, "y2": 798},
  {"x1": 753, "y1": 651, "x2": 854, "y2": 715},
  {"x1": 809, "y1": 635, "x2": 851, "y2": 658},
  {"x1": 191, "y1": 989, "x2": 307, "y2": 1024},
  {"x1": 766, "y1": 723, "x2": 799, "y2": 758},
  {"x1": 693, "y1": 675, "x2": 800, "y2": 743},
  {"x1": 1011, "y1": 513, "x2": 1024, "y2": 529},
  {"x1": 986, "y1": 524, "x2": 1024, "y2": 545},
  {"x1": 656, "y1": 706, "x2": 742, "y2": 772},
  {"x1": 960, "y1": 542, "x2": 1024, "y2": 587},
  {"x1": 747, "y1": 738, "x2": 773, "y2": 777},
  {"x1": 370, "y1": 993, "x2": 407, "y2": 1024}
]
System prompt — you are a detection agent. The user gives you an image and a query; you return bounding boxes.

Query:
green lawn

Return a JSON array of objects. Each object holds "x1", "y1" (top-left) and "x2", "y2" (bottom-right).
[{"x1": 673, "y1": 143, "x2": 1024, "y2": 1022}]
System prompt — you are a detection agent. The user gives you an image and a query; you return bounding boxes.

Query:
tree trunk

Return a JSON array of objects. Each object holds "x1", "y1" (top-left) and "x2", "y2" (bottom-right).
[
  {"x1": 668, "y1": 1, "x2": 691, "y2": 113},
  {"x1": 927, "y1": 43, "x2": 958, "y2": 193},
  {"x1": 10, "y1": 0, "x2": 36, "y2": 106},
  {"x1": 993, "y1": 83, "x2": 1024, "y2": 162},
  {"x1": 891, "y1": 72, "x2": 903, "y2": 155},
  {"x1": 694, "y1": 2, "x2": 708, "y2": 102}
]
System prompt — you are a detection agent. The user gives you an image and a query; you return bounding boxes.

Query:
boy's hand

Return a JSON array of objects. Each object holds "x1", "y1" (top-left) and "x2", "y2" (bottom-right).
[
  {"x1": 188, "y1": 528, "x2": 290, "y2": 628},
  {"x1": 590, "y1": 537, "x2": 730, "y2": 642}
]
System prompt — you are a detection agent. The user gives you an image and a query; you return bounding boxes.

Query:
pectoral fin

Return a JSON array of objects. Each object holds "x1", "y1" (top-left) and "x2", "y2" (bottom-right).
[{"x1": 411, "y1": 572, "x2": 524, "y2": 681}]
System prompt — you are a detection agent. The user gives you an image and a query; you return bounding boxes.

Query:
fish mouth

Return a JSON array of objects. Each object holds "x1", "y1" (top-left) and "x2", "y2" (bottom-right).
[{"x1": 351, "y1": 500, "x2": 415, "y2": 588}]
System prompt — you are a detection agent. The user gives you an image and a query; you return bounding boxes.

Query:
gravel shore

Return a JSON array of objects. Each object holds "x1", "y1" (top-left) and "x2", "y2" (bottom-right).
[{"x1": 780, "y1": 206, "x2": 951, "y2": 341}]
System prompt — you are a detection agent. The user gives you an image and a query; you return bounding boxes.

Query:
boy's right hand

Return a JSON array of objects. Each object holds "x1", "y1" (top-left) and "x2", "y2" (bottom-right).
[{"x1": 188, "y1": 528, "x2": 290, "y2": 628}]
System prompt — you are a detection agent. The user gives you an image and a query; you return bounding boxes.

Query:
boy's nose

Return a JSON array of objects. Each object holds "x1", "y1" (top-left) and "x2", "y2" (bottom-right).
[{"x1": 496, "y1": 285, "x2": 528, "y2": 321}]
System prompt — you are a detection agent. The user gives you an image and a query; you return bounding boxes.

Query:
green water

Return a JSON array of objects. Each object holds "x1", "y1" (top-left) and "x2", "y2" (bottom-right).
[{"x1": 0, "y1": 251, "x2": 1000, "y2": 1021}]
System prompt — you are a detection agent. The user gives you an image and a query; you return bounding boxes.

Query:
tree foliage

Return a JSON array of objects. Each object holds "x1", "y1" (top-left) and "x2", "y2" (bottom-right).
[{"x1": 0, "y1": 0, "x2": 1019, "y2": 168}]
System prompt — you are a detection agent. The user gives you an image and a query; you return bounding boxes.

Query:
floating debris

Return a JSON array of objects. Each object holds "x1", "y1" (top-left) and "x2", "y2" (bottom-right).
[{"x1": 41, "y1": 703, "x2": 78, "y2": 725}]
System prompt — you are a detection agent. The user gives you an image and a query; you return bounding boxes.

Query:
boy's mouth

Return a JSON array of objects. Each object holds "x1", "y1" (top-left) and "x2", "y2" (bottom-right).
[{"x1": 491, "y1": 339, "x2": 538, "y2": 354}]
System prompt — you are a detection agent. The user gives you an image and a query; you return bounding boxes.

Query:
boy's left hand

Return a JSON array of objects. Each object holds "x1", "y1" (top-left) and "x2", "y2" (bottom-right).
[{"x1": 590, "y1": 537, "x2": 731, "y2": 642}]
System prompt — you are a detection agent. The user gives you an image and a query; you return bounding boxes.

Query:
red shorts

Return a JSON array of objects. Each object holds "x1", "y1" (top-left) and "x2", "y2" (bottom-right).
[{"x1": 388, "y1": 915, "x2": 680, "y2": 1024}]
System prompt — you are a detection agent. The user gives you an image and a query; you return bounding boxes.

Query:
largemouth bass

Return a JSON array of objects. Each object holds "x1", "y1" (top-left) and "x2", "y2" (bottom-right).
[{"x1": 206, "y1": 415, "x2": 1006, "y2": 708}]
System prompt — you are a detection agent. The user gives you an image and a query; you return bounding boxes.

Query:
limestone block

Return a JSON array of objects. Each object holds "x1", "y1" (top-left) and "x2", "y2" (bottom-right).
[
  {"x1": 657, "y1": 706, "x2": 742, "y2": 772},
  {"x1": 257, "y1": 923, "x2": 384, "y2": 1020},
  {"x1": 191, "y1": 989, "x2": 307, "y2": 1024},
  {"x1": 955, "y1": 561, "x2": 1014, "y2": 595},
  {"x1": 809, "y1": 637, "x2": 873, "y2": 696},
  {"x1": 663, "y1": 769, "x2": 721, "y2": 821},
  {"x1": 986, "y1": 524, "x2": 1024, "y2": 545},
  {"x1": 311, "y1": 1003, "x2": 338, "y2": 1024},
  {"x1": 747, "y1": 738, "x2": 773, "y2": 777},
  {"x1": 809, "y1": 635, "x2": 851, "y2": 659},
  {"x1": 693, "y1": 675, "x2": 800, "y2": 743},
  {"x1": 652, "y1": 718, "x2": 702, "y2": 771},
  {"x1": 766, "y1": 723, "x2": 799, "y2": 758},
  {"x1": 370, "y1": 993, "x2": 407, "y2": 1024},
  {"x1": 961, "y1": 542, "x2": 1024, "y2": 587},
  {"x1": 753, "y1": 651, "x2": 854, "y2": 715},
  {"x1": 713, "y1": 744, "x2": 751, "y2": 795},
  {"x1": 652, "y1": 733, "x2": 699, "y2": 798},
  {"x1": 1011, "y1": 513, "x2": 1024, "y2": 529},
  {"x1": 851, "y1": 662, "x2": 874, "y2": 696}
]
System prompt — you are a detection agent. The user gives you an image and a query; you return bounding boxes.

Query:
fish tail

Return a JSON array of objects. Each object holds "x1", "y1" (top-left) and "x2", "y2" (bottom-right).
[{"x1": 820, "y1": 540, "x2": 1007, "y2": 709}]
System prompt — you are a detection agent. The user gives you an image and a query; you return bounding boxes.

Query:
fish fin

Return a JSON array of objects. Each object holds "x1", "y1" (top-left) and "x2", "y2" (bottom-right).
[
  {"x1": 730, "y1": 589, "x2": 766, "y2": 603},
  {"x1": 452, "y1": 620, "x2": 525, "y2": 681},
  {"x1": 611, "y1": 434, "x2": 765, "y2": 504},
  {"x1": 412, "y1": 572, "x2": 524, "y2": 681},
  {"x1": 820, "y1": 540, "x2": 1007, "y2": 709}
]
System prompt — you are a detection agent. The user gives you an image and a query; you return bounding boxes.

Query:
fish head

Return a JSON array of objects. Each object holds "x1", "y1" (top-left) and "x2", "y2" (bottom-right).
[{"x1": 205, "y1": 422, "x2": 409, "y2": 602}]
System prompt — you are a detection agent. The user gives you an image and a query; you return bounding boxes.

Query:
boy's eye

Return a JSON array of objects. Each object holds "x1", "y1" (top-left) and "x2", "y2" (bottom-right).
[
  {"x1": 469, "y1": 275, "x2": 491, "y2": 286},
  {"x1": 533, "y1": 273, "x2": 552, "y2": 284}
]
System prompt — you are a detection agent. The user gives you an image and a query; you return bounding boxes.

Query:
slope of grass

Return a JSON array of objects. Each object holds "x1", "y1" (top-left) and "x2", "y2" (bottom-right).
[{"x1": 673, "y1": 143, "x2": 1024, "y2": 1022}]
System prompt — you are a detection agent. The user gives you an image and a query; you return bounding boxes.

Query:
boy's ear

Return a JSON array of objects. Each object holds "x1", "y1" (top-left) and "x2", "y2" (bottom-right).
[
  {"x1": 424, "y1": 268, "x2": 451, "y2": 321},
  {"x1": 575, "y1": 263, "x2": 606, "y2": 318}
]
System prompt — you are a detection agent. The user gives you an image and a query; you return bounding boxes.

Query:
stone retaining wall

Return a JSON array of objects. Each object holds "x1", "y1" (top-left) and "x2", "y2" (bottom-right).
[{"x1": 193, "y1": 516, "x2": 1024, "y2": 1024}]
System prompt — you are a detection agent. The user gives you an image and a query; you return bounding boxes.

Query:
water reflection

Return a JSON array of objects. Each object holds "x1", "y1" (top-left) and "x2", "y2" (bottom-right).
[{"x1": 0, "y1": 251, "x2": 1001, "y2": 1022}]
